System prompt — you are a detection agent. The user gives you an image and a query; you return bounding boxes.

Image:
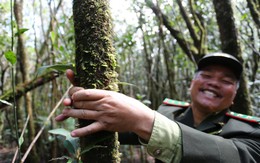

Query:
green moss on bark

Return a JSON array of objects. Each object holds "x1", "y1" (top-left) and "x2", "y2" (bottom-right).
[{"x1": 73, "y1": 0, "x2": 120, "y2": 162}]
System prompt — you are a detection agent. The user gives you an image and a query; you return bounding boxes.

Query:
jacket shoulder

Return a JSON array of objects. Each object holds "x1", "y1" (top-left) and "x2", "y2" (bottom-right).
[
  {"x1": 162, "y1": 98, "x2": 190, "y2": 108},
  {"x1": 226, "y1": 111, "x2": 260, "y2": 125},
  {"x1": 158, "y1": 98, "x2": 189, "y2": 119}
]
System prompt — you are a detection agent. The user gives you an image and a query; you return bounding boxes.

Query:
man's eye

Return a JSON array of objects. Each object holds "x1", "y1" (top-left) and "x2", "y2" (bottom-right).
[
  {"x1": 222, "y1": 79, "x2": 235, "y2": 85},
  {"x1": 201, "y1": 73, "x2": 212, "y2": 79}
]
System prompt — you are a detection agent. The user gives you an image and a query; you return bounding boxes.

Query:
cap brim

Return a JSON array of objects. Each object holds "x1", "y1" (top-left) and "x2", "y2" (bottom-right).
[{"x1": 198, "y1": 56, "x2": 242, "y2": 80}]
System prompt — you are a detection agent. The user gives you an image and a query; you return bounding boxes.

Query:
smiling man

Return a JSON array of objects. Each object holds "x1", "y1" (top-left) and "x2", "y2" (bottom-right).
[
  {"x1": 154, "y1": 53, "x2": 260, "y2": 163},
  {"x1": 56, "y1": 52, "x2": 260, "y2": 163},
  {"x1": 190, "y1": 54, "x2": 240, "y2": 126},
  {"x1": 190, "y1": 65, "x2": 238, "y2": 126}
]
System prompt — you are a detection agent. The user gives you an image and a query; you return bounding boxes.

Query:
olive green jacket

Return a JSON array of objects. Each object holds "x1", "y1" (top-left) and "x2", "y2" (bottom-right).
[
  {"x1": 157, "y1": 102, "x2": 260, "y2": 163},
  {"x1": 119, "y1": 101, "x2": 260, "y2": 163}
]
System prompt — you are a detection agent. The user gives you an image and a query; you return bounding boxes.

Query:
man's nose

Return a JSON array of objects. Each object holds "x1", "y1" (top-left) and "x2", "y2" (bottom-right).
[{"x1": 207, "y1": 78, "x2": 221, "y2": 88}]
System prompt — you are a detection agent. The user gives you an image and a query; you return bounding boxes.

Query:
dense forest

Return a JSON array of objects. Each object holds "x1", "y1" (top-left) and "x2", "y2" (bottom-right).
[{"x1": 0, "y1": 0, "x2": 259, "y2": 162}]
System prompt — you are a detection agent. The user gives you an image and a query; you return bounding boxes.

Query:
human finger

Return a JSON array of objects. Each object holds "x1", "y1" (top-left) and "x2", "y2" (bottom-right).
[
  {"x1": 66, "y1": 69, "x2": 76, "y2": 85},
  {"x1": 63, "y1": 98, "x2": 72, "y2": 106},
  {"x1": 68, "y1": 86, "x2": 84, "y2": 97},
  {"x1": 62, "y1": 108, "x2": 99, "y2": 120},
  {"x1": 55, "y1": 114, "x2": 70, "y2": 121},
  {"x1": 71, "y1": 100, "x2": 99, "y2": 110},
  {"x1": 71, "y1": 121, "x2": 104, "y2": 137},
  {"x1": 72, "y1": 89, "x2": 110, "y2": 101}
]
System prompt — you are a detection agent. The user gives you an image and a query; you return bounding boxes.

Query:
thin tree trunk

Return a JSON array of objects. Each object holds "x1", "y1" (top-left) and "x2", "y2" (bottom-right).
[
  {"x1": 157, "y1": 11, "x2": 178, "y2": 100},
  {"x1": 73, "y1": 0, "x2": 120, "y2": 162},
  {"x1": 14, "y1": 0, "x2": 40, "y2": 161}
]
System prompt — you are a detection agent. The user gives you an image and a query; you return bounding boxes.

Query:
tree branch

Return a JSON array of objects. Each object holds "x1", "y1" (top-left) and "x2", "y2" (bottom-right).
[
  {"x1": 188, "y1": 0, "x2": 207, "y2": 56},
  {"x1": 145, "y1": 0, "x2": 198, "y2": 63},
  {"x1": 176, "y1": 0, "x2": 200, "y2": 46},
  {"x1": 247, "y1": 0, "x2": 260, "y2": 28},
  {"x1": 0, "y1": 72, "x2": 59, "y2": 109}
]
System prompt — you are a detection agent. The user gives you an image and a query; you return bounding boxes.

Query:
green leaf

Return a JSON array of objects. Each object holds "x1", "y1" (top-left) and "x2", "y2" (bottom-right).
[
  {"x1": 63, "y1": 139, "x2": 77, "y2": 155},
  {"x1": 67, "y1": 159, "x2": 73, "y2": 163},
  {"x1": 15, "y1": 28, "x2": 29, "y2": 36},
  {"x1": 142, "y1": 99, "x2": 151, "y2": 105},
  {"x1": 37, "y1": 64, "x2": 75, "y2": 76},
  {"x1": 49, "y1": 128, "x2": 79, "y2": 155},
  {"x1": 117, "y1": 82, "x2": 137, "y2": 87},
  {"x1": 18, "y1": 136, "x2": 24, "y2": 147},
  {"x1": 50, "y1": 31, "x2": 56, "y2": 44},
  {"x1": 59, "y1": 45, "x2": 65, "y2": 52},
  {"x1": 0, "y1": 99, "x2": 13, "y2": 106},
  {"x1": 241, "y1": 13, "x2": 248, "y2": 21},
  {"x1": 49, "y1": 128, "x2": 71, "y2": 137},
  {"x1": 4, "y1": 51, "x2": 17, "y2": 65}
]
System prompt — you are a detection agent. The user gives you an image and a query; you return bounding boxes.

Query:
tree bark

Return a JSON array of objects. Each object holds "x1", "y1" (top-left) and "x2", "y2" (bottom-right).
[
  {"x1": 73, "y1": 0, "x2": 119, "y2": 162},
  {"x1": 213, "y1": 0, "x2": 252, "y2": 114}
]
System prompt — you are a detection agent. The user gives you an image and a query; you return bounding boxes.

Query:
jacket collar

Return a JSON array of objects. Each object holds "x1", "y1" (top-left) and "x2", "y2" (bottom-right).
[{"x1": 176, "y1": 108, "x2": 229, "y2": 134}]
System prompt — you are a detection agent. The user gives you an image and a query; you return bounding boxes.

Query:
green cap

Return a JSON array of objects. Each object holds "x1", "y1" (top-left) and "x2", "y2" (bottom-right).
[{"x1": 198, "y1": 52, "x2": 243, "y2": 80}]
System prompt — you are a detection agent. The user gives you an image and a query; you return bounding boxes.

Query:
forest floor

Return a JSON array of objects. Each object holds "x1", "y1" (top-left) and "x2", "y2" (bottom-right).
[
  {"x1": 0, "y1": 145, "x2": 16, "y2": 163},
  {"x1": 0, "y1": 144, "x2": 155, "y2": 162}
]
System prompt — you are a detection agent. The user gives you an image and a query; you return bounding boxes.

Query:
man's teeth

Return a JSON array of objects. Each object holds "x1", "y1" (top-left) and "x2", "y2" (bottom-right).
[{"x1": 203, "y1": 90, "x2": 217, "y2": 97}]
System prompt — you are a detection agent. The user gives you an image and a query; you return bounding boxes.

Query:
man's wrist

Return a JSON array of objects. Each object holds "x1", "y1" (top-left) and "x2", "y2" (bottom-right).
[
  {"x1": 134, "y1": 110, "x2": 155, "y2": 142},
  {"x1": 140, "y1": 112, "x2": 182, "y2": 163}
]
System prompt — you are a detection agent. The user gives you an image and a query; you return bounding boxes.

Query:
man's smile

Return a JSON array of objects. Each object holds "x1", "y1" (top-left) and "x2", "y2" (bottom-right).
[{"x1": 199, "y1": 88, "x2": 221, "y2": 98}]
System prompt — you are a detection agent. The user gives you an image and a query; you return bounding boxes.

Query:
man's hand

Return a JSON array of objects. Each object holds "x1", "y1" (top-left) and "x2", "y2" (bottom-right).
[{"x1": 55, "y1": 69, "x2": 155, "y2": 142}]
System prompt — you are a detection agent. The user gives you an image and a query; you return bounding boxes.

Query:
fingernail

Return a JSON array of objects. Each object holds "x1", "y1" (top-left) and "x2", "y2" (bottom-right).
[{"x1": 71, "y1": 132, "x2": 76, "y2": 137}]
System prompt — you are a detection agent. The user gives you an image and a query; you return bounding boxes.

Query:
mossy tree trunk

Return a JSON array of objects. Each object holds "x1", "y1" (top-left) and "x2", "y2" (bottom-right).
[
  {"x1": 73, "y1": 0, "x2": 120, "y2": 162},
  {"x1": 213, "y1": 0, "x2": 252, "y2": 115}
]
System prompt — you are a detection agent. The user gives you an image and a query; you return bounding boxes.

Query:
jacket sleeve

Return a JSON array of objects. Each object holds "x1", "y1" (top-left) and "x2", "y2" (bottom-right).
[
  {"x1": 178, "y1": 122, "x2": 260, "y2": 163},
  {"x1": 141, "y1": 112, "x2": 182, "y2": 163}
]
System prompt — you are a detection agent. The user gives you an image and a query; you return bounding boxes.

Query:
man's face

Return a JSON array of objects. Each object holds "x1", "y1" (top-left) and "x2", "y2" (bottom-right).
[{"x1": 190, "y1": 65, "x2": 238, "y2": 114}]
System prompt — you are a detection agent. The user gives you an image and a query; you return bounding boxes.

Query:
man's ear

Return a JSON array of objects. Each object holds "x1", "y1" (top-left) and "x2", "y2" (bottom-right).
[{"x1": 189, "y1": 79, "x2": 195, "y2": 89}]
